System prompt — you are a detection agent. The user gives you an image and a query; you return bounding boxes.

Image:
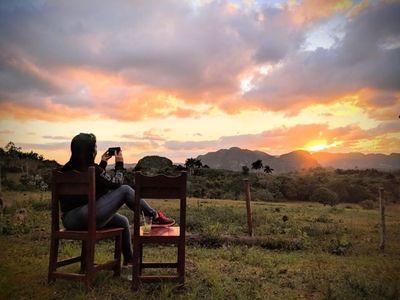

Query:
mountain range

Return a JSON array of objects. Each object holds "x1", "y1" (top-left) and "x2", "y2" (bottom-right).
[{"x1": 196, "y1": 147, "x2": 400, "y2": 172}]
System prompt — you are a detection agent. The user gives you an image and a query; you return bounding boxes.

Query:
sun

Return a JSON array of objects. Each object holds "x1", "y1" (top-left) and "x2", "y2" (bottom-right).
[
  {"x1": 303, "y1": 140, "x2": 342, "y2": 152},
  {"x1": 305, "y1": 143, "x2": 329, "y2": 152}
]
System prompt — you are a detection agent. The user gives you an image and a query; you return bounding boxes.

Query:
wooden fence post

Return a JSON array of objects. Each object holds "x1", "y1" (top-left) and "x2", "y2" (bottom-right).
[
  {"x1": 244, "y1": 179, "x2": 253, "y2": 237},
  {"x1": 379, "y1": 187, "x2": 385, "y2": 251}
]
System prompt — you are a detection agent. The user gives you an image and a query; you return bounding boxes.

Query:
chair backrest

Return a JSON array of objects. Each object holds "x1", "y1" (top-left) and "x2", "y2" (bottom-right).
[
  {"x1": 51, "y1": 167, "x2": 96, "y2": 234},
  {"x1": 133, "y1": 172, "x2": 187, "y2": 236}
]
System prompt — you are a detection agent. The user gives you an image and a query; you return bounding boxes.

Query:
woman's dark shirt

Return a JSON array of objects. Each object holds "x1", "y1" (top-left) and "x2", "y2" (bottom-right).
[{"x1": 60, "y1": 161, "x2": 124, "y2": 213}]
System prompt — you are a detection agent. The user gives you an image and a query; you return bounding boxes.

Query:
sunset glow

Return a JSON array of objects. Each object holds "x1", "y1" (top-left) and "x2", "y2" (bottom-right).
[
  {"x1": 0, "y1": 0, "x2": 399, "y2": 164},
  {"x1": 303, "y1": 140, "x2": 342, "y2": 152},
  {"x1": 305, "y1": 144, "x2": 328, "y2": 152}
]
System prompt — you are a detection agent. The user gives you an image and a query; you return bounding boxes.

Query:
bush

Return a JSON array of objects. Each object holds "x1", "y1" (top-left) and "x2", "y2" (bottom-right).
[
  {"x1": 259, "y1": 237, "x2": 304, "y2": 250},
  {"x1": 2, "y1": 179, "x2": 18, "y2": 190},
  {"x1": 327, "y1": 235, "x2": 352, "y2": 255},
  {"x1": 31, "y1": 198, "x2": 51, "y2": 211},
  {"x1": 310, "y1": 187, "x2": 339, "y2": 206},
  {"x1": 359, "y1": 199, "x2": 377, "y2": 209},
  {"x1": 251, "y1": 189, "x2": 274, "y2": 201}
]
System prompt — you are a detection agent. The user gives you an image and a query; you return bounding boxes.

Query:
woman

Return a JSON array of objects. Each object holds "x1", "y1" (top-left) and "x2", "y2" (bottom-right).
[{"x1": 61, "y1": 133, "x2": 175, "y2": 265}]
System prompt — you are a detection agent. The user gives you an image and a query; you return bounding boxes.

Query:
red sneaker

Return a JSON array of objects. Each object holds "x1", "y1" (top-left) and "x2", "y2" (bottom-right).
[{"x1": 153, "y1": 211, "x2": 175, "y2": 227}]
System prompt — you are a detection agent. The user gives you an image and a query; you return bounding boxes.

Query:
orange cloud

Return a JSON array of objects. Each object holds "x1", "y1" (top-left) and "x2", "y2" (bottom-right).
[
  {"x1": 164, "y1": 121, "x2": 400, "y2": 156},
  {"x1": 0, "y1": 101, "x2": 90, "y2": 122},
  {"x1": 356, "y1": 89, "x2": 400, "y2": 121},
  {"x1": 290, "y1": 0, "x2": 353, "y2": 24},
  {"x1": 0, "y1": 0, "x2": 398, "y2": 162},
  {"x1": 112, "y1": 91, "x2": 209, "y2": 121},
  {"x1": 60, "y1": 67, "x2": 127, "y2": 98}
]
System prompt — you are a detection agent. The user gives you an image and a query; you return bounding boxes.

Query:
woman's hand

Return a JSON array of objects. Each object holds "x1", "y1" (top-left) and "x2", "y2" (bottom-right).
[
  {"x1": 101, "y1": 151, "x2": 112, "y2": 162},
  {"x1": 115, "y1": 149, "x2": 123, "y2": 163}
]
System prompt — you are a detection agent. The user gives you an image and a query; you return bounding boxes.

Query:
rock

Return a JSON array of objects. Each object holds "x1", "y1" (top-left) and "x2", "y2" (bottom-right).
[{"x1": 136, "y1": 156, "x2": 173, "y2": 170}]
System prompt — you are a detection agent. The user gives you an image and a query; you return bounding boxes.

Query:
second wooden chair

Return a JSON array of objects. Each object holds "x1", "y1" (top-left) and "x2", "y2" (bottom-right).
[{"x1": 132, "y1": 172, "x2": 187, "y2": 290}]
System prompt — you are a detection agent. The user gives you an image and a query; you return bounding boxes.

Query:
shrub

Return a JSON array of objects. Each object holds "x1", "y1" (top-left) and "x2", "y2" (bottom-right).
[
  {"x1": 359, "y1": 199, "x2": 377, "y2": 209},
  {"x1": 251, "y1": 189, "x2": 274, "y2": 201},
  {"x1": 310, "y1": 187, "x2": 339, "y2": 206},
  {"x1": 327, "y1": 235, "x2": 352, "y2": 255},
  {"x1": 314, "y1": 214, "x2": 333, "y2": 223},
  {"x1": 259, "y1": 237, "x2": 304, "y2": 250},
  {"x1": 31, "y1": 198, "x2": 51, "y2": 211}
]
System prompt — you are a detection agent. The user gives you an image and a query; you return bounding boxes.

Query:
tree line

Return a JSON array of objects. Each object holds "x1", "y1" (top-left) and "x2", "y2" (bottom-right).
[
  {"x1": 0, "y1": 142, "x2": 60, "y2": 191},
  {"x1": 186, "y1": 166, "x2": 399, "y2": 206},
  {"x1": 1, "y1": 144, "x2": 398, "y2": 206}
]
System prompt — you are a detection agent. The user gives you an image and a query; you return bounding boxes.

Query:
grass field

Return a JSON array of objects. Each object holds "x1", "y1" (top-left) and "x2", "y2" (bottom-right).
[{"x1": 0, "y1": 191, "x2": 399, "y2": 299}]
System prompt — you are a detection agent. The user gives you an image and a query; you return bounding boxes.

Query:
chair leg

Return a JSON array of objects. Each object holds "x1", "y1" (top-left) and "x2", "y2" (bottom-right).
[
  {"x1": 48, "y1": 236, "x2": 59, "y2": 283},
  {"x1": 113, "y1": 234, "x2": 121, "y2": 277},
  {"x1": 139, "y1": 244, "x2": 143, "y2": 275},
  {"x1": 80, "y1": 241, "x2": 87, "y2": 274},
  {"x1": 132, "y1": 242, "x2": 141, "y2": 291},
  {"x1": 84, "y1": 239, "x2": 95, "y2": 290},
  {"x1": 177, "y1": 242, "x2": 185, "y2": 285}
]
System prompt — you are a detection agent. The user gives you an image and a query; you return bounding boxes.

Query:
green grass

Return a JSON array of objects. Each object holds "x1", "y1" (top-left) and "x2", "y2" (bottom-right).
[{"x1": 0, "y1": 191, "x2": 399, "y2": 299}]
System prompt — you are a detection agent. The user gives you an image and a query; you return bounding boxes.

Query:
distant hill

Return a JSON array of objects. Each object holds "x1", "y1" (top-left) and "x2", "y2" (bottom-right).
[
  {"x1": 197, "y1": 147, "x2": 400, "y2": 172},
  {"x1": 197, "y1": 147, "x2": 319, "y2": 172},
  {"x1": 311, "y1": 152, "x2": 400, "y2": 170},
  {"x1": 197, "y1": 147, "x2": 277, "y2": 171}
]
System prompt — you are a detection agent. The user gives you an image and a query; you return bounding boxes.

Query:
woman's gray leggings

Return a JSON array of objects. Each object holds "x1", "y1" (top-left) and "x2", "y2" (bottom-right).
[{"x1": 62, "y1": 184, "x2": 156, "y2": 262}]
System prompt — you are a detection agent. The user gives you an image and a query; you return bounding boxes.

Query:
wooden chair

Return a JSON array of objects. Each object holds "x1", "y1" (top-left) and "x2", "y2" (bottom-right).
[
  {"x1": 48, "y1": 167, "x2": 123, "y2": 290},
  {"x1": 132, "y1": 172, "x2": 187, "y2": 290}
]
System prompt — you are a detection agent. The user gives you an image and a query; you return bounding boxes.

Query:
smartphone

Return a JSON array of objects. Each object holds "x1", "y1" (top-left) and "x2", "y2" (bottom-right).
[{"x1": 107, "y1": 147, "x2": 121, "y2": 156}]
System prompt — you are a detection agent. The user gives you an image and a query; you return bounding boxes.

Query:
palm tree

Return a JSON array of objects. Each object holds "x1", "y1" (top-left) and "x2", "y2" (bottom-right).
[
  {"x1": 185, "y1": 158, "x2": 203, "y2": 174},
  {"x1": 264, "y1": 165, "x2": 274, "y2": 174},
  {"x1": 185, "y1": 158, "x2": 197, "y2": 175},
  {"x1": 251, "y1": 160, "x2": 263, "y2": 172},
  {"x1": 194, "y1": 159, "x2": 203, "y2": 169}
]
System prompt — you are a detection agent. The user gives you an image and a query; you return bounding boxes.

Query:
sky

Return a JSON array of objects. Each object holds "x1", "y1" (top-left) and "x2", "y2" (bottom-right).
[{"x1": 0, "y1": 0, "x2": 399, "y2": 164}]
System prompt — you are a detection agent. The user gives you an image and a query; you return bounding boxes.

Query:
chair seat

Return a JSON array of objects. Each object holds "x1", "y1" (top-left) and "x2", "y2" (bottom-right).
[
  {"x1": 140, "y1": 226, "x2": 180, "y2": 236},
  {"x1": 56, "y1": 227, "x2": 123, "y2": 240},
  {"x1": 139, "y1": 226, "x2": 181, "y2": 243}
]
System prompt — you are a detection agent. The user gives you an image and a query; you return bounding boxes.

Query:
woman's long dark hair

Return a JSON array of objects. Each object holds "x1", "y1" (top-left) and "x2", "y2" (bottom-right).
[{"x1": 62, "y1": 133, "x2": 96, "y2": 171}]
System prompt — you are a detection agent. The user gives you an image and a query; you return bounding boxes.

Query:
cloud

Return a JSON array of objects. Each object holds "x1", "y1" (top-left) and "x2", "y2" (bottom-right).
[
  {"x1": 16, "y1": 139, "x2": 154, "y2": 152},
  {"x1": 0, "y1": 0, "x2": 398, "y2": 125},
  {"x1": 164, "y1": 121, "x2": 400, "y2": 154},
  {"x1": 0, "y1": 0, "x2": 303, "y2": 119},
  {"x1": 244, "y1": 2, "x2": 400, "y2": 115},
  {"x1": 0, "y1": 52, "x2": 62, "y2": 96},
  {"x1": 289, "y1": 0, "x2": 353, "y2": 24},
  {"x1": 43, "y1": 135, "x2": 70, "y2": 140},
  {"x1": 0, "y1": 101, "x2": 91, "y2": 121},
  {"x1": 10, "y1": 119, "x2": 399, "y2": 164},
  {"x1": 165, "y1": 139, "x2": 217, "y2": 151},
  {"x1": 356, "y1": 90, "x2": 400, "y2": 120},
  {"x1": 0, "y1": 129, "x2": 14, "y2": 134},
  {"x1": 16, "y1": 141, "x2": 70, "y2": 151},
  {"x1": 120, "y1": 129, "x2": 166, "y2": 145},
  {"x1": 0, "y1": 1, "x2": 247, "y2": 97},
  {"x1": 165, "y1": 123, "x2": 328, "y2": 153}
]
